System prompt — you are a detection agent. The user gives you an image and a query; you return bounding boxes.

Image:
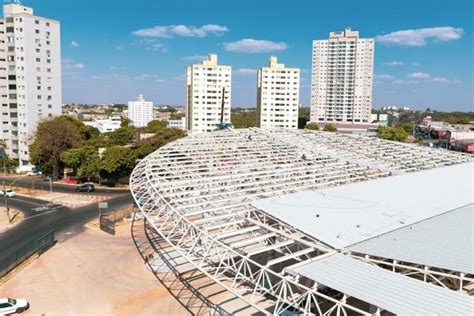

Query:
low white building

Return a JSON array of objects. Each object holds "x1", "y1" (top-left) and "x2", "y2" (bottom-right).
[
  {"x1": 167, "y1": 117, "x2": 186, "y2": 130},
  {"x1": 128, "y1": 94, "x2": 153, "y2": 128},
  {"x1": 371, "y1": 113, "x2": 389, "y2": 123},
  {"x1": 84, "y1": 116, "x2": 121, "y2": 133}
]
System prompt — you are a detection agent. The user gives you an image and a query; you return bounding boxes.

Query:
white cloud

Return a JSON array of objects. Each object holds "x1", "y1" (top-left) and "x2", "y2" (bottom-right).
[
  {"x1": 374, "y1": 73, "x2": 395, "y2": 80},
  {"x1": 134, "y1": 74, "x2": 163, "y2": 82},
  {"x1": 224, "y1": 39, "x2": 288, "y2": 53},
  {"x1": 429, "y1": 77, "x2": 461, "y2": 84},
  {"x1": 384, "y1": 61, "x2": 405, "y2": 66},
  {"x1": 62, "y1": 58, "x2": 85, "y2": 70},
  {"x1": 132, "y1": 24, "x2": 228, "y2": 38},
  {"x1": 376, "y1": 27, "x2": 463, "y2": 46},
  {"x1": 407, "y1": 72, "x2": 431, "y2": 79},
  {"x1": 181, "y1": 55, "x2": 208, "y2": 61},
  {"x1": 393, "y1": 79, "x2": 419, "y2": 84},
  {"x1": 90, "y1": 74, "x2": 128, "y2": 80},
  {"x1": 110, "y1": 65, "x2": 126, "y2": 70},
  {"x1": 234, "y1": 68, "x2": 257, "y2": 75},
  {"x1": 401, "y1": 73, "x2": 460, "y2": 84},
  {"x1": 173, "y1": 74, "x2": 185, "y2": 81},
  {"x1": 140, "y1": 39, "x2": 167, "y2": 52},
  {"x1": 70, "y1": 41, "x2": 79, "y2": 48}
]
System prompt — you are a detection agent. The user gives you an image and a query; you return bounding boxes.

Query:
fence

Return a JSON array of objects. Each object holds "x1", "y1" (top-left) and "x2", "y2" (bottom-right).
[{"x1": 0, "y1": 230, "x2": 56, "y2": 278}]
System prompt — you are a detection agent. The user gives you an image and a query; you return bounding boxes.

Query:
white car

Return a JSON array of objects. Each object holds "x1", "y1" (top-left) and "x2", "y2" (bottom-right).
[
  {"x1": 0, "y1": 298, "x2": 29, "y2": 314},
  {"x1": 26, "y1": 171, "x2": 42, "y2": 176},
  {"x1": 0, "y1": 189, "x2": 16, "y2": 198}
]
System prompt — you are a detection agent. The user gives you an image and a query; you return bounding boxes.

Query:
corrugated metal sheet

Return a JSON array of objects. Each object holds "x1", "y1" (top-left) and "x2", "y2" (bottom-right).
[
  {"x1": 289, "y1": 253, "x2": 474, "y2": 315},
  {"x1": 252, "y1": 162, "x2": 473, "y2": 249},
  {"x1": 349, "y1": 203, "x2": 474, "y2": 274}
]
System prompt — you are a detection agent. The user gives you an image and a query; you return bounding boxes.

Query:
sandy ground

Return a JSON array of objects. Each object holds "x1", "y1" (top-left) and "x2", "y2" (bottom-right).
[
  {"x1": 0, "y1": 207, "x2": 22, "y2": 233},
  {"x1": 0, "y1": 223, "x2": 188, "y2": 316}
]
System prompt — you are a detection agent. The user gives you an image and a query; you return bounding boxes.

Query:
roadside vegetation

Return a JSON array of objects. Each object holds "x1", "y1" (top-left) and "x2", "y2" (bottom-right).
[{"x1": 29, "y1": 116, "x2": 185, "y2": 184}]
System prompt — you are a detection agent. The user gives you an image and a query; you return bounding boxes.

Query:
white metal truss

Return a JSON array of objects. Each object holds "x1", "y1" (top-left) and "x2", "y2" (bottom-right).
[
  {"x1": 349, "y1": 252, "x2": 474, "y2": 295},
  {"x1": 130, "y1": 128, "x2": 472, "y2": 315}
]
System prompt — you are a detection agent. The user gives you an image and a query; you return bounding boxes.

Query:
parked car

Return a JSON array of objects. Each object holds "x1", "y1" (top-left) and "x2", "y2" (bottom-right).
[
  {"x1": 0, "y1": 189, "x2": 16, "y2": 198},
  {"x1": 26, "y1": 171, "x2": 42, "y2": 176},
  {"x1": 76, "y1": 183, "x2": 95, "y2": 192},
  {"x1": 0, "y1": 298, "x2": 29, "y2": 314}
]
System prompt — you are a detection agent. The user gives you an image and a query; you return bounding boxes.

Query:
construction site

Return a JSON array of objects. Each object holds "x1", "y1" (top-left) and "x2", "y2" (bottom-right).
[{"x1": 129, "y1": 128, "x2": 474, "y2": 315}]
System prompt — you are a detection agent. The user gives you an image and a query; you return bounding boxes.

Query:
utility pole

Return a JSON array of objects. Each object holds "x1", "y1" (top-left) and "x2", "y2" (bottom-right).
[
  {"x1": 3, "y1": 181, "x2": 10, "y2": 223},
  {"x1": 49, "y1": 178, "x2": 53, "y2": 193}
]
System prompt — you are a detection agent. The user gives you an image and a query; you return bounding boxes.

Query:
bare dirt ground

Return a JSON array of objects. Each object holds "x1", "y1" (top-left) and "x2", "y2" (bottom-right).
[
  {"x1": 0, "y1": 223, "x2": 188, "y2": 316},
  {"x1": 0, "y1": 207, "x2": 22, "y2": 233}
]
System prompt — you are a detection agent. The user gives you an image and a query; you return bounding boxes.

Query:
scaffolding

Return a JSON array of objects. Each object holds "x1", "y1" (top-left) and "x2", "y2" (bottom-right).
[{"x1": 130, "y1": 128, "x2": 472, "y2": 315}]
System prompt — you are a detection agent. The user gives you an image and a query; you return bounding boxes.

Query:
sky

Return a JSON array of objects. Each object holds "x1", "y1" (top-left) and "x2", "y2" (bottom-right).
[{"x1": 4, "y1": 0, "x2": 473, "y2": 111}]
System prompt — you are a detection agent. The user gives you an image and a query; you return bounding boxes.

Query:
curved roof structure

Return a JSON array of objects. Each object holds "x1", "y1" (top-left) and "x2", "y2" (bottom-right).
[{"x1": 130, "y1": 128, "x2": 473, "y2": 315}]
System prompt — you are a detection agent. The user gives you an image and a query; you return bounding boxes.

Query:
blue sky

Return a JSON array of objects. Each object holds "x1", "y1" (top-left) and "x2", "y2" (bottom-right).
[{"x1": 6, "y1": 0, "x2": 473, "y2": 111}]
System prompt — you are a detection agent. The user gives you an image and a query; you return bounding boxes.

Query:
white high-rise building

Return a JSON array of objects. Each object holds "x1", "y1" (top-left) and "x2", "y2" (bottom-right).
[
  {"x1": 185, "y1": 54, "x2": 231, "y2": 134},
  {"x1": 0, "y1": 2, "x2": 62, "y2": 171},
  {"x1": 128, "y1": 94, "x2": 153, "y2": 128},
  {"x1": 310, "y1": 27, "x2": 374, "y2": 124},
  {"x1": 257, "y1": 56, "x2": 300, "y2": 129}
]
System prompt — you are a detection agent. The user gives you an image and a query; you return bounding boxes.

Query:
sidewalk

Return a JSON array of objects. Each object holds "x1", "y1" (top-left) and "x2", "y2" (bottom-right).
[
  {"x1": 15, "y1": 188, "x2": 109, "y2": 208},
  {"x1": 0, "y1": 224, "x2": 188, "y2": 315}
]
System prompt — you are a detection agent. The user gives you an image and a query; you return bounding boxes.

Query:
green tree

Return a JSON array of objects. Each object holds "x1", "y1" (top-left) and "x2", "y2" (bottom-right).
[
  {"x1": 121, "y1": 118, "x2": 133, "y2": 128},
  {"x1": 305, "y1": 123, "x2": 320, "y2": 131},
  {"x1": 377, "y1": 126, "x2": 409, "y2": 142},
  {"x1": 133, "y1": 128, "x2": 186, "y2": 159},
  {"x1": 147, "y1": 120, "x2": 167, "y2": 133},
  {"x1": 61, "y1": 145, "x2": 100, "y2": 179},
  {"x1": 323, "y1": 124, "x2": 337, "y2": 132},
  {"x1": 99, "y1": 147, "x2": 137, "y2": 182},
  {"x1": 231, "y1": 109, "x2": 257, "y2": 128},
  {"x1": 107, "y1": 127, "x2": 134, "y2": 146},
  {"x1": 29, "y1": 117, "x2": 83, "y2": 180},
  {"x1": 169, "y1": 113, "x2": 184, "y2": 120},
  {"x1": 399, "y1": 122, "x2": 414, "y2": 134},
  {"x1": 61, "y1": 115, "x2": 99, "y2": 140}
]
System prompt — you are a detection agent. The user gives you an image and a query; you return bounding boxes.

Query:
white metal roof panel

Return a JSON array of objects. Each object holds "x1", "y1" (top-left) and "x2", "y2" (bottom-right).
[
  {"x1": 288, "y1": 253, "x2": 474, "y2": 315},
  {"x1": 252, "y1": 162, "x2": 474, "y2": 249},
  {"x1": 349, "y1": 203, "x2": 474, "y2": 274}
]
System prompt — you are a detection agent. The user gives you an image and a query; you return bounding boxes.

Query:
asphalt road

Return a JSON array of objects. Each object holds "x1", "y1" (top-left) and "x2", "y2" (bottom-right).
[
  {"x1": 0, "y1": 192, "x2": 133, "y2": 258},
  {"x1": 0, "y1": 176, "x2": 129, "y2": 196}
]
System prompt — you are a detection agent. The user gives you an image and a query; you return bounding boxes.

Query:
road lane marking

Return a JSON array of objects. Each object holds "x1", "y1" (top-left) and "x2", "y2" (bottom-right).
[{"x1": 23, "y1": 206, "x2": 64, "y2": 220}]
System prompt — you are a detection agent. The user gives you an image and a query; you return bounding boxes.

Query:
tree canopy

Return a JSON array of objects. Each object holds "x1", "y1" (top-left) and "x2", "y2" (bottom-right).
[
  {"x1": 29, "y1": 116, "x2": 84, "y2": 180},
  {"x1": 377, "y1": 126, "x2": 409, "y2": 142},
  {"x1": 99, "y1": 147, "x2": 137, "y2": 181},
  {"x1": 147, "y1": 120, "x2": 167, "y2": 133},
  {"x1": 305, "y1": 123, "x2": 320, "y2": 131},
  {"x1": 60, "y1": 145, "x2": 100, "y2": 179},
  {"x1": 107, "y1": 127, "x2": 134, "y2": 146},
  {"x1": 323, "y1": 124, "x2": 337, "y2": 132}
]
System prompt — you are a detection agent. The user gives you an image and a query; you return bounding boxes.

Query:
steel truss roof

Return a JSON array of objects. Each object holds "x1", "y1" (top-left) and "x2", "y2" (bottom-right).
[{"x1": 130, "y1": 128, "x2": 472, "y2": 315}]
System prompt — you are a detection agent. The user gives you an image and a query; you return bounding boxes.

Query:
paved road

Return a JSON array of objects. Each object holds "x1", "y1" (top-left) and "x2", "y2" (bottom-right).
[
  {"x1": 0, "y1": 176, "x2": 129, "y2": 195},
  {"x1": 0, "y1": 193, "x2": 133, "y2": 258}
]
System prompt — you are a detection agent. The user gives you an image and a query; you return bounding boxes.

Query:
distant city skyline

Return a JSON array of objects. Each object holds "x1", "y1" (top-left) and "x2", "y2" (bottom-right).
[{"x1": 4, "y1": 0, "x2": 472, "y2": 111}]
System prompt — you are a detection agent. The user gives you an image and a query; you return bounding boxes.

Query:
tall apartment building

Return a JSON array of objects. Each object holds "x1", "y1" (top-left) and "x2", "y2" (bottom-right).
[
  {"x1": 310, "y1": 28, "x2": 374, "y2": 124},
  {"x1": 128, "y1": 94, "x2": 153, "y2": 128},
  {"x1": 257, "y1": 56, "x2": 299, "y2": 129},
  {"x1": 0, "y1": 2, "x2": 62, "y2": 171},
  {"x1": 185, "y1": 54, "x2": 231, "y2": 134}
]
